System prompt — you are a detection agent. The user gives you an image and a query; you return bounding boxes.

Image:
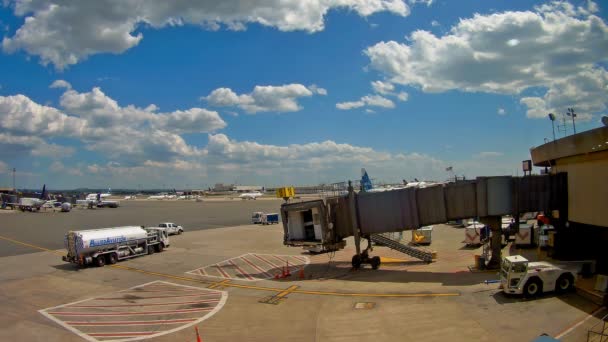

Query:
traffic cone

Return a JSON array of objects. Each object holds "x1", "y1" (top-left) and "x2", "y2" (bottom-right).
[
  {"x1": 195, "y1": 326, "x2": 202, "y2": 342},
  {"x1": 285, "y1": 261, "x2": 291, "y2": 276},
  {"x1": 274, "y1": 272, "x2": 280, "y2": 280},
  {"x1": 298, "y1": 266, "x2": 305, "y2": 279}
]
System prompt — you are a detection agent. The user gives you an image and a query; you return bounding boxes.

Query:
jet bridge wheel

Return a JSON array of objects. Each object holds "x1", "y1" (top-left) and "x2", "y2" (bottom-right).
[
  {"x1": 371, "y1": 256, "x2": 381, "y2": 270},
  {"x1": 352, "y1": 255, "x2": 362, "y2": 269}
]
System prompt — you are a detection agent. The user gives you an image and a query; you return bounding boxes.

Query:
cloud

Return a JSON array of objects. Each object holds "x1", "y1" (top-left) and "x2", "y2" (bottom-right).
[
  {"x1": 371, "y1": 80, "x2": 395, "y2": 95},
  {"x1": 49, "y1": 80, "x2": 72, "y2": 90},
  {"x1": 0, "y1": 86, "x2": 225, "y2": 163},
  {"x1": 397, "y1": 92, "x2": 409, "y2": 101},
  {"x1": 498, "y1": 108, "x2": 506, "y2": 115},
  {"x1": 204, "y1": 84, "x2": 323, "y2": 114},
  {"x1": 336, "y1": 94, "x2": 395, "y2": 110},
  {"x1": 473, "y1": 151, "x2": 504, "y2": 159},
  {"x1": 365, "y1": 2, "x2": 608, "y2": 120},
  {"x1": 2, "y1": 0, "x2": 410, "y2": 69},
  {"x1": 431, "y1": 20, "x2": 440, "y2": 27}
]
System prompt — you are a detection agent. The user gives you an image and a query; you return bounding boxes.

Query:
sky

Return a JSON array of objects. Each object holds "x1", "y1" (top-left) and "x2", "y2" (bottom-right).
[{"x1": 0, "y1": 0, "x2": 606, "y2": 190}]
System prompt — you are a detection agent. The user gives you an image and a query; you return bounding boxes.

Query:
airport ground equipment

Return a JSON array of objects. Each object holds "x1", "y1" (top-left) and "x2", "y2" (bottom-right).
[
  {"x1": 281, "y1": 174, "x2": 567, "y2": 269},
  {"x1": 500, "y1": 255, "x2": 576, "y2": 297},
  {"x1": 261, "y1": 213, "x2": 279, "y2": 225},
  {"x1": 62, "y1": 226, "x2": 170, "y2": 267},
  {"x1": 411, "y1": 226, "x2": 433, "y2": 245},
  {"x1": 514, "y1": 223, "x2": 535, "y2": 246},
  {"x1": 371, "y1": 233, "x2": 434, "y2": 262},
  {"x1": 252, "y1": 212, "x2": 264, "y2": 224}
]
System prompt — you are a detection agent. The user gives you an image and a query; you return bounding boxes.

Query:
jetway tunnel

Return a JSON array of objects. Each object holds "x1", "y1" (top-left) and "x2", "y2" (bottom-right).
[{"x1": 281, "y1": 173, "x2": 567, "y2": 268}]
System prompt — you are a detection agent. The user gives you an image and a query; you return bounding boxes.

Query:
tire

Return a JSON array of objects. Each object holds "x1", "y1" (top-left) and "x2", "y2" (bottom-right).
[
  {"x1": 351, "y1": 254, "x2": 362, "y2": 269},
  {"x1": 555, "y1": 274, "x2": 574, "y2": 293},
  {"x1": 95, "y1": 255, "x2": 106, "y2": 267},
  {"x1": 523, "y1": 278, "x2": 542, "y2": 297},
  {"x1": 148, "y1": 245, "x2": 155, "y2": 255},
  {"x1": 371, "y1": 256, "x2": 381, "y2": 270},
  {"x1": 156, "y1": 243, "x2": 164, "y2": 253},
  {"x1": 178, "y1": 229, "x2": 183, "y2": 235},
  {"x1": 107, "y1": 253, "x2": 118, "y2": 265}
]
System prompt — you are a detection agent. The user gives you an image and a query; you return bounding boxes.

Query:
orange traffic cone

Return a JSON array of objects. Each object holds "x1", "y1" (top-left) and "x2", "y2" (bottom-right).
[
  {"x1": 195, "y1": 326, "x2": 202, "y2": 342},
  {"x1": 285, "y1": 261, "x2": 291, "y2": 276},
  {"x1": 298, "y1": 266, "x2": 305, "y2": 279}
]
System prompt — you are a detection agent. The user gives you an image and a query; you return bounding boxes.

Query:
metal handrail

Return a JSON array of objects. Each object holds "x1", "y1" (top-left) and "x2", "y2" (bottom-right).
[{"x1": 587, "y1": 313, "x2": 608, "y2": 342}]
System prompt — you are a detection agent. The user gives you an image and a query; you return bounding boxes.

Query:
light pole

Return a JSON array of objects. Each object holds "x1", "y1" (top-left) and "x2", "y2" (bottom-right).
[
  {"x1": 566, "y1": 108, "x2": 577, "y2": 134},
  {"x1": 548, "y1": 113, "x2": 556, "y2": 141},
  {"x1": 12, "y1": 168, "x2": 15, "y2": 191}
]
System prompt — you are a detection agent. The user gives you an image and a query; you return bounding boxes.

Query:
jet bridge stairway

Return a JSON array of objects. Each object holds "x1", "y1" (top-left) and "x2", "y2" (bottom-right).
[{"x1": 371, "y1": 233, "x2": 434, "y2": 263}]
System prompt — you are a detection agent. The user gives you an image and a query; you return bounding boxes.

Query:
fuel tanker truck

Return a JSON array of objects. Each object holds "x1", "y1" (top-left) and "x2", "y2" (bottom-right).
[{"x1": 62, "y1": 226, "x2": 170, "y2": 267}]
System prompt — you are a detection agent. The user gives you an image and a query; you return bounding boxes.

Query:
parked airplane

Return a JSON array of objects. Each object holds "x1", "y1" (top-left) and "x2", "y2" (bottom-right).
[
  {"x1": 11, "y1": 184, "x2": 48, "y2": 211},
  {"x1": 86, "y1": 189, "x2": 111, "y2": 201},
  {"x1": 360, "y1": 169, "x2": 432, "y2": 193},
  {"x1": 239, "y1": 191, "x2": 263, "y2": 200},
  {"x1": 148, "y1": 194, "x2": 168, "y2": 200}
]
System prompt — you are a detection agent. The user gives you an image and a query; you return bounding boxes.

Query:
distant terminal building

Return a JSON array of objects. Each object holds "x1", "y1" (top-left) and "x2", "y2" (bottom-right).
[
  {"x1": 213, "y1": 183, "x2": 235, "y2": 192},
  {"x1": 234, "y1": 185, "x2": 263, "y2": 193},
  {"x1": 530, "y1": 125, "x2": 608, "y2": 271}
]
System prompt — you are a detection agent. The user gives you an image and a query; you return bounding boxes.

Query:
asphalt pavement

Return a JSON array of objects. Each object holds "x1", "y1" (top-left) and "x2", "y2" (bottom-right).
[{"x1": 0, "y1": 199, "x2": 284, "y2": 257}]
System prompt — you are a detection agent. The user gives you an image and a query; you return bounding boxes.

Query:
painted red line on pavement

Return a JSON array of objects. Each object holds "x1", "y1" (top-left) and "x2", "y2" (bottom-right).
[
  {"x1": 252, "y1": 253, "x2": 281, "y2": 269},
  {"x1": 71, "y1": 299, "x2": 220, "y2": 308},
  {"x1": 123, "y1": 289, "x2": 205, "y2": 293},
  {"x1": 89, "y1": 332, "x2": 155, "y2": 337},
  {"x1": 240, "y1": 256, "x2": 272, "y2": 278},
  {"x1": 197, "y1": 267, "x2": 207, "y2": 276},
  {"x1": 228, "y1": 259, "x2": 254, "y2": 280},
  {"x1": 272, "y1": 255, "x2": 299, "y2": 271},
  {"x1": 96, "y1": 293, "x2": 221, "y2": 300},
  {"x1": 48, "y1": 308, "x2": 213, "y2": 316},
  {"x1": 291, "y1": 255, "x2": 307, "y2": 263},
  {"x1": 214, "y1": 264, "x2": 230, "y2": 278},
  {"x1": 67, "y1": 318, "x2": 197, "y2": 326}
]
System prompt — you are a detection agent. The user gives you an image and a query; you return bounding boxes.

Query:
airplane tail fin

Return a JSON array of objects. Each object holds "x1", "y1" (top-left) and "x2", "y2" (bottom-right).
[
  {"x1": 360, "y1": 168, "x2": 373, "y2": 192},
  {"x1": 40, "y1": 184, "x2": 47, "y2": 200}
]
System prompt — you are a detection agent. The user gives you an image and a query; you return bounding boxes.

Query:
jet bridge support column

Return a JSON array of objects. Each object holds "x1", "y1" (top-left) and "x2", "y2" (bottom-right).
[
  {"x1": 347, "y1": 181, "x2": 361, "y2": 256},
  {"x1": 481, "y1": 216, "x2": 502, "y2": 269}
]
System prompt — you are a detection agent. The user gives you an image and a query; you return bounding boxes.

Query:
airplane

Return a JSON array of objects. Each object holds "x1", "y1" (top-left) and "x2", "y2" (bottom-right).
[
  {"x1": 360, "y1": 169, "x2": 433, "y2": 193},
  {"x1": 85, "y1": 189, "x2": 111, "y2": 201},
  {"x1": 10, "y1": 184, "x2": 49, "y2": 211},
  {"x1": 239, "y1": 191, "x2": 263, "y2": 200},
  {"x1": 148, "y1": 193, "x2": 168, "y2": 200}
]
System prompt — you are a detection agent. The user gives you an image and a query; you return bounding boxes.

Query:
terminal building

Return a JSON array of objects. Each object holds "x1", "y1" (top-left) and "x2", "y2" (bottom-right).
[{"x1": 530, "y1": 125, "x2": 608, "y2": 272}]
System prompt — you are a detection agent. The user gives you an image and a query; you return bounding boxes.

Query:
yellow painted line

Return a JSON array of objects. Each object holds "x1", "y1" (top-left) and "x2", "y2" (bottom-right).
[
  {"x1": 0, "y1": 234, "x2": 63, "y2": 255},
  {"x1": 380, "y1": 257, "x2": 410, "y2": 263},
  {"x1": 208, "y1": 279, "x2": 231, "y2": 289},
  {"x1": 0, "y1": 234, "x2": 461, "y2": 299},
  {"x1": 275, "y1": 285, "x2": 299, "y2": 299}
]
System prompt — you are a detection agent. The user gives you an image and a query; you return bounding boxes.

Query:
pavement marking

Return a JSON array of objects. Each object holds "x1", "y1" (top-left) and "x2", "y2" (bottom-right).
[
  {"x1": 39, "y1": 281, "x2": 228, "y2": 342},
  {"x1": 276, "y1": 285, "x2": 299, "y2": 299},
  {"x1": 554, "y1": 306, "x2": 606, "y2": 339},
  {"x1": 208, "y1": 279, "x2": 231, "y2": 289},
  {"x1": 186, "y1": 253, "x2": 310, "y2": 281},
  {"x1": 1, "y1": 234, "x2": 461, "y2": 299},
  {"x1": 259, "y1": 285, "x2": 300, "y2": 305}
]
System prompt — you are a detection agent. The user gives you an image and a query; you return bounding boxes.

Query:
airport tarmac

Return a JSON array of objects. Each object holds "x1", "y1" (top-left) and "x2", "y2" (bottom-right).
[{"x1": 0, "y1": 200, "x2": 605, "y2": 341}]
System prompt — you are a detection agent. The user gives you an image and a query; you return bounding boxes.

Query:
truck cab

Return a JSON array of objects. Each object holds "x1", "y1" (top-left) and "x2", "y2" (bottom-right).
[
  {"x1": 144, "y1": 227, "x2": 170, "y2": 247},
  {"x1": 158, "y1": 222, "x2": 183, "y2": 235},
  {"x1": 501, "y1": 255, "x2": 575, "y2": 297}
]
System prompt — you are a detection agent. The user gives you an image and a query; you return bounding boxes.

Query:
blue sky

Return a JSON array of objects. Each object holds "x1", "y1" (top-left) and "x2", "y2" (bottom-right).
[{"x1": 0, "y1": 0, "x2": 606, "y2": 189}]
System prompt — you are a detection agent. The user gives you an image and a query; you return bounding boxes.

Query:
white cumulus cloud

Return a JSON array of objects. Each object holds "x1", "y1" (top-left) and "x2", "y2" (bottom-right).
[
  {"x1": 336, "y1": 94, "x2": 395, "y2": 110},
  {"x1": 204, "y1": 84, "x2": 323, "y2": 114},
  {"x1": 365, "y1": 2, "x2": 608, "y2": 120},
  {"x1": 2, "y1": 0, "x2": 411, "y2": 69}
]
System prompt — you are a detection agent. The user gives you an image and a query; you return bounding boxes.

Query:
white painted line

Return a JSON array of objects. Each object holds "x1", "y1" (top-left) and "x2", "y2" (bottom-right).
[
  {"x1": 67, "y1": 318, "x2": 197, "y2": 326},
  {"x1": 555, "y1": 306, "x2": 606, "y2": 339},
  {"x1": 39, "y1": 280, "x2": 228, "y2": 342},
  {"x1": 186, "y1": 253, "x2": 310, "y2": 281}
]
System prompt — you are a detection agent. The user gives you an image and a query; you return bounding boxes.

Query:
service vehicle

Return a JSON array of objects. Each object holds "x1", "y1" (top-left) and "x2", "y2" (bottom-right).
[
  {"x1": 62, "y1": 226, "x2": 169, "y2": 267},
  {"x1": 158, "y1": 222, "x2": 184, "y2": 235},
  {"x1": 261, "y1": 213, "x2": 279, "y2": 225},
  {"x1": 500, "y1": 255, "x2": 576, "y2": 297},
  {"x1": 251, "y1": 211, "x2": 264, "y2": 224}
]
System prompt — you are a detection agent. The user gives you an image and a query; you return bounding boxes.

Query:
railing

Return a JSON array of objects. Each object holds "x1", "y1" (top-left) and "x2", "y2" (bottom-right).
[{"x1": 587, "y1": 313, "x2": 608, "y2": 342}]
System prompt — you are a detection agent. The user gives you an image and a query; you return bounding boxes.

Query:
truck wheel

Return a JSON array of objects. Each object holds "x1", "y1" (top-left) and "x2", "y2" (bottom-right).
[
  {"x1": 523, "y1": 278, "x2": 542, "y2": 297},
  {"x1": 555, "y1": 274, "x2": 574, "y2": 293},
  {"x1": 178, "y1": 229, "x2": 182, "y2": 235},
  {"x1": 95, "y1": 256, "x2": 106, "y2": 267},
  {"x1": 371, "y1": 256, "x2": 381, "y2": 270},
  {"x1": 148, "y1": 246, "x2": 155, "y2": 255},
  {"x1": 351, "y1": 254, "x2": 362, "y2": 269},
  {"x1": 107, "y1": 253, "x2": 118, "y2": 265},
  {"x1": 156, "y1": 243, "x2": 164, "y2": 253}
]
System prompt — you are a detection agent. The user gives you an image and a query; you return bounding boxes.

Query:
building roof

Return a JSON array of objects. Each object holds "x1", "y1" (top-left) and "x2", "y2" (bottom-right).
[{"x1": 530, "y1": 126, "x2": 608, "y2": 167}]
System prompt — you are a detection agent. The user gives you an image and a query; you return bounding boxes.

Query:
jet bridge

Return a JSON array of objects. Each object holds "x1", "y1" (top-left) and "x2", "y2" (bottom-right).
[{"x1": 280, "y1": 174, "x2": 567, "y2": 269}]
